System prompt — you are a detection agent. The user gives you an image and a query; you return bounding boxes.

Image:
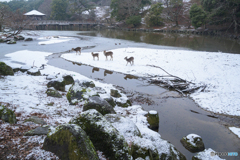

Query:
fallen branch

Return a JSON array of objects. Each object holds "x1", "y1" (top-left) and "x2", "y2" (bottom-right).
[{"x1": 146, "y1": 64, "x2": 207, "y2": 96}]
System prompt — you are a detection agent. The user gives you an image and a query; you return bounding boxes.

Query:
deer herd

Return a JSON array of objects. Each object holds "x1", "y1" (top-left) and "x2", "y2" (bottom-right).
[{"x1": 71, "y1": 47, "x2": 134, "y2": 66}]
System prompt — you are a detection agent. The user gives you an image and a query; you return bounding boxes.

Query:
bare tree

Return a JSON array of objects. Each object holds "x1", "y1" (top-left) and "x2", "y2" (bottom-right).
[
  {"x1": 4, "y1": 9, "x2": 31, "y2": 37},
  {"x1": 0, "y1": 4, "x2": 11, "y2": 32}
]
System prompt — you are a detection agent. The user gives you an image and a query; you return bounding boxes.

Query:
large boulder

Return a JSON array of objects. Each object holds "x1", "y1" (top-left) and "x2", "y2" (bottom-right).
[
  {"x1": 180, "y1": 134, "x2": 205, "y2": 153},
  {"x1": 131, "y1": 142, "x2": 159, "y2": 160},
  {"x1": 146, "y1": 110, "x2": 159, "y2": 131},
  {"x1": 43, "y1": 124, "x2": 99, "y2": 160},
  {"x1": 66, "y1": 81, "x2": 98, "y2": 105},
  {"x1": 0, "y1": 105, "x2": 17, "y2": 124},
  {"x1": 47, "y1": 81, "x2": 65, "y2": 91},
  {"x1": 70, "y1": 109, "x2": 132, "y2": 160},
  {"x1": 0, "y1": 62, "x2": 14, "y2": 76},
  {"x1": 104, "y1": 114, "x2": 141, "y2": 137},
  {"x1": 46, "y1": 88, "x2": 62, "y2": 98},
  {"x1": 25, "y1": 38, "x2": 33, "y2": 41},
  {"x1": 104, "y1": 97, "x2": 116, "y2": 107},
  {"x1": 83, "y1": 96, "x2": 116, "y2": 115}
]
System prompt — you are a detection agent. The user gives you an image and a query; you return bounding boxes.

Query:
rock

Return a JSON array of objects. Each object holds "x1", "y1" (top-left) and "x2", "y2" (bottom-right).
[
  {"x1": 81, "y1": 81, "x2": 95, "y2": 88},
  {"x1": 46, "y1": 88, "x2": 62, "y2": 98},
  {"x1": 14, "y1": 35, "x2": 25, "y2": 41},
  {"x1": 0, "y1": 105, "x2": 17, "y2": 124},
  {"x1": 20, "y1": 65, "x2": 32, "y2": 72},
  {"x1": 0, "y1": 62, "x2": 14, "y2": 76},
  {"x1": 24, "y1": 126, "x2": 50, "y2": 136},
  {"x1": 131, "y1": 143, "x2": 159, "y2": 160},
  {"x1": 63, "y1": 75, "x2": 74, "y2": 85},
  {"x1": 70, "y1": 109, "x2": 131, "y2": 160},
  {"x1": 104, "y1": 97, "x2": 116, "y2": 107},
  {"x1": 66, "y1": 81, "x2": 98, "y2": 105},
  {"x1": 0, "y1": 39, "x2": 4, "y2": 43},
  {"x1": 180, "y1": 134, "x2": 205, "y2": 153},
  {"x1": 24, "y1": 116, "x2": 47, "y2": 125},
  {"x1": 115, "y1": 98, "x2": 132, "y2": 108},
  {"x1": 192, "y1": 148, "x2": 224, "y2": 160},
  {"x1": 146, "y1": 110, "x2": 159, "y2": 131},
  {"x1": 43, "y1": 124, "x2": 99, "y2": 160},
  {"x1": 47, "y1": 81, "x2": 65, "y2": 91},
  {"x1": 110, "y1": 89, "x2": 122, "y2": 98},
  {"x1": 104, "y1": 114, "x2": 141, "y2": 137},
  {"x1": 27, "y1": 68, "x2": 41, "y2": 76},
  {"x1": 25, "y1": 38, "x2": 33, "y2": 41},
  {"x1": 83, "y1": 96, "x2": 116, "y2": 115},
  {"x1": 7, "y1": 40, "x2": 16, "y2": 44}
]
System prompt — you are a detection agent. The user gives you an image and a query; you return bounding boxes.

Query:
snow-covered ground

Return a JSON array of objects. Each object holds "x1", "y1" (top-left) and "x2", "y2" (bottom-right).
[{"x1": 61, "y1": 47, "x2": 240, "y2": 117}]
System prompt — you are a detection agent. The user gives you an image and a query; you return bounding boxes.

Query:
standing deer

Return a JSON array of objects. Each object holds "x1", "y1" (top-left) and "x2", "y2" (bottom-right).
[
  {"x1": 72, "y1": 47, "x2": 81, "y2": 55},
  {"x1": 91, "y1": 52, "x2": 99, "y2": 61},
  {"x1": 103, "y1": 50, "x2": 113, "y2": 61},
  {"x1": 124, "y1": 56, "x2": 134, "y2": 66}
]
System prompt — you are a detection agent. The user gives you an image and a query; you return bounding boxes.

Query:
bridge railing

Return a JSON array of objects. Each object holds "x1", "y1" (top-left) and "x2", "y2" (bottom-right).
[{"x1": 28, "y1": 20, "x2": 98, "y2": 25}]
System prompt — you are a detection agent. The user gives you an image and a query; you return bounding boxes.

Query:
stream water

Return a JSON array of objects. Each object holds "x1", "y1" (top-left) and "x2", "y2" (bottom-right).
[{"x1": 1, "y1": 30, "x2": 240, "y2": 159}]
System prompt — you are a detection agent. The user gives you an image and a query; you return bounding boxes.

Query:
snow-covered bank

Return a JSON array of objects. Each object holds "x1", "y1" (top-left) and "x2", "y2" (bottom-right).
[
  {"x1": 61, "y1": 47, "x2": 240, "y2": 117},
  {"x1": 0, "y1": 50, "x2": 181, "y2": 159}
]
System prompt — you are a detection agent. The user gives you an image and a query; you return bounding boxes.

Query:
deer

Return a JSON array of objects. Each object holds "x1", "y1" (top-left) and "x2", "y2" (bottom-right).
[
  {"x1": 103, "y1": 50, "x2": 113, "y2": 61},
  {"x1": 91, "y1": 52, "x2": 99, "y2": 61},
  {"x1": 124, "y1": 56, "x2": 134, "y2": 66},
  {"x1": 72, "y1": 47, "x2": 81, "y2": 55}
]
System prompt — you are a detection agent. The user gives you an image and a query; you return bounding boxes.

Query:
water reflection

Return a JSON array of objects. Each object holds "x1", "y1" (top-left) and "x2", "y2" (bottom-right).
[
  {"x1": 78, "y1": 30, "x2": 240, "y2": 54},
  {"x1": 124, "y1": 74, "x2": 138, "y2": 80},
  {"x1": 92, "y1": 67, "x2": 100, "y2": 73},
  {"x1": 104, "y1": 70, "x2": 113, "y2": 76}
]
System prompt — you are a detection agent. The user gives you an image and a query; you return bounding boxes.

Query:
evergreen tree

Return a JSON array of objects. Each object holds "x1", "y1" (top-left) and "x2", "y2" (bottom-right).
[
  {"x1": 145, "y1": 3, "x2": 163, "y2": 27},
  {"x1": 190, "y1": 4, "x2": 206, "y2": 29},
  {"x1": 50, "y1": 0, "x2": 69, "y2": 20}
]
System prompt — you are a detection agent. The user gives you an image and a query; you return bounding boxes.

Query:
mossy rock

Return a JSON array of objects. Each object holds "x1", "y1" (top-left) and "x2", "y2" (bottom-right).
[
  {"x1": 81, "y1": 81, "x2": 95, "y2": 88},
  {"x1": 104, "y1": 114, "x2": 141, "y2": 137},
  {"x1": 14, "y1": 35, "x2": 25, "y2": 41},
  {"x1": 47, "y1": 81, "x2": 65, "y2": 91},
  {"x1": 83, "y1": 96, "x2": 116, "y2": 115},
  {"x1": 25, "y1": 38, "x2": 33, "y2": 41},
  {"x1": 0, "y1": 105, "x2": 17, "y2": 124},
  {"x1": 63, "y1": 75, "x2": 74, "y2": 85},
  {"x1": 168, "y1": 146, "x2": 187, "y2": 160},
  {"x1": 27, "y1": 68, "x2": 41, "y2": 76},
  {"x1": 46, "y1": 88, "x2": 62, "y2": 98},
  {"x1": 24, "y1": 126, "x2": 49, "y2": 136},
  {"x1": 70, "y1": 109, "x2": 132, "y2": 160},
  {"x1": 66, "y1": 81, "x2": 98, "y2": 105},
  {"x1": 24, "y1": 116, "x2": 47, "y2": 125},
  {"x1": 0, "y1": 39, "x2": 4, "y2": 43},
  {"x1": 43, "y1": 124, "x2": 99, "y2": 160},
  {"x1": 180, "y1": 134, "x2": 205, "y2": 153},
  {"x1": 131, "y1": 143, "x2": 159, "y2": 160},
  {"x1": 116, "y1": 99, "x2": 132, "y2": 108},
  {"x1": 110, "y1": 89, "x2": 122, "y2": 98},
  {"x1": 0, "y1": 62, "x2": 14, "y2": 76},
  {"x1": 7, "y1": 40, "x2": 16, "y2": 44},
  {"x1": 146, "y1": 110, "x2": 159, "y2": 131},
  {"x1": 104, "y1": 97, "x2": 116, "y2": 107}
]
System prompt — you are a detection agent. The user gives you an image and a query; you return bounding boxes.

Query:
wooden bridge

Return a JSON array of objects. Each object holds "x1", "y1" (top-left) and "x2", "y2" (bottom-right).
[{"x1": 27, "y1": 20, "x2": 101, "y2": 30}]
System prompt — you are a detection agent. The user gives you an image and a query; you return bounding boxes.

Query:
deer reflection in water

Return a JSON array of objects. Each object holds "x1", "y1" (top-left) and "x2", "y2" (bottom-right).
[{"x1": 104, "y1": 70, "x2": 113, "y2": 76}]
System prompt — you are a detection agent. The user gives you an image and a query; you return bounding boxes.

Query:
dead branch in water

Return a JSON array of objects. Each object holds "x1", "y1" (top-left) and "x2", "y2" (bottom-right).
[{"x1": 146, "y1": 64, "x2": 207, "y2": 96}]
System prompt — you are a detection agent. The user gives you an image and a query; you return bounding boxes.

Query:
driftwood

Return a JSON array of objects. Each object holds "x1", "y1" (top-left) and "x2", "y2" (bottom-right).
[{"x1": 146, "y1": 65, "x2": 207, "y2": 96}]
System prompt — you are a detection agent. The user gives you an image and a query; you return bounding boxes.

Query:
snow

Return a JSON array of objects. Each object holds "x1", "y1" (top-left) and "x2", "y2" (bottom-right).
[
  {"x1": 185, "y1": 134, "x2": 201, "y2": 147},
  {"x1": 149, "y1": 110, "x2": 157, "y2": 115},
  {"x1": 229, "y1": 127, "x2": 240, "y2": 138},
  {"x1": 193, "y1": 148, "x2": 225, "y2": 160},
  {"x1": 24, "y1": 10, "x2": 45, "y2": 16},
  {"x1": 61, "y1": 47, "x2": 240, "y2": 116},
  {"x1": 38, "y1": 36, "x2": 75, "y2": 45}
]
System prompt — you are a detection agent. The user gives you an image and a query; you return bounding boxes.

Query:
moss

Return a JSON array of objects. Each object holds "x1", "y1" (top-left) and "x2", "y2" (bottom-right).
[
  {"x1": 44, "y1": 125, "x2": 98, "y2": 160},
  {"x1": 0, "y1": 105, "x2": 17, "y2": 124},
  {"x1": 146, "y1": 112, "x2": 159, "y2": 131},
  {"x1": 116, "y1": 100, "x2": 131, "y2": 108},
  {"x1": 0, "y1": 62, "x2": 14, "y2": 76}
]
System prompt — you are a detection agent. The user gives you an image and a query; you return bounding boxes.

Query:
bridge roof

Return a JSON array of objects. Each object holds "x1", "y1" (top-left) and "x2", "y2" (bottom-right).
[{"x1": 24, "y1": 10, "x2": 45, "y2": 16}]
